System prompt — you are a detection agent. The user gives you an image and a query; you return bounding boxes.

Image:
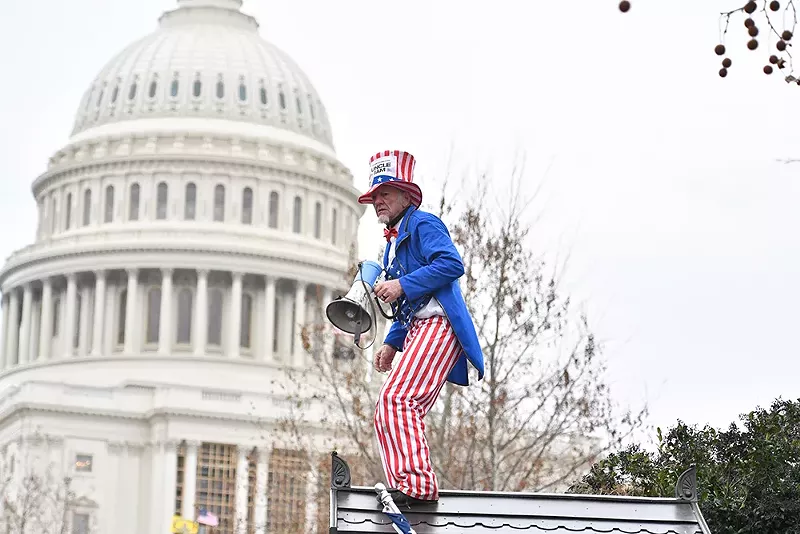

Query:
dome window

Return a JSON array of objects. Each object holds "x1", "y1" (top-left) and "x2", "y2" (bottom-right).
[
  {"x1": 279, "y1": 91, "x2": 286, "y2": 110},
  {"x1": 207, "y1": 289, "x2": 223, "y2": 346},
  {"x1": 148, "y1": 80, "x2": 158, "y2": 99},
  {"x1": 129, "y1": 183, "x2": 140, "y2": 221},
  {"x1": 260, "y1": 87, "x2": 268, "y2": 106},
  {"x1": 104, "y1": 185, "x2": 115, "y2": 223},
  {"x1": 65, "y1": 193, "x2": 73, "y2": 230},
  {"x1": 128, "y1": 82, "x2": 137, "y2": 101},
  {"x1": 241, "y1": 187, "x2": 253, "y2": 224},
  {"x1": 184, "y1": 183, "x2": 196, "y2": 220},
  {"x1": 111, "y1": 85, "x2": 119, "y2": 104},
  {"x1": 96, "y1": 87, "x2": 105, "y2": 107},
  {"x1": 296, "y1": 95, "x2": 303, "y2": 115},
  {"x1": 193, "y1": 78, "x2": 202, "y2": 98},
  {"x1": 216, "y1": 78, "x2": 225, "y2": 99},
  {"x1": 314, "y1": 201, "x2": 322, "y2": 238},
  {"x1": 308, "y1": 96, "x2": 315, "y2": 120},
  {"x1": 239, "y1": 83, "x2": 247, "y2": 102},
  {"x1": 268, "y1": 192, "x2": 279, "y2": 229},
  {"x1": 292, "y1": 196, "x2": 302, "y2": 233},
  {"x1": 170, "y1": 79, "x2": 179, "y2": 98},
  {"x1": 213, "y1": 184, "x2": 225, "y2": 222},
  {"x1": 176, "y1": 289, "x2": 193, "y2": 344},
  {"x1": 156, "y1": 182, "x2": 168, "y2": 220},
  {"x1": 82, "y1": 189, "x2": 92, "y2": 226}
]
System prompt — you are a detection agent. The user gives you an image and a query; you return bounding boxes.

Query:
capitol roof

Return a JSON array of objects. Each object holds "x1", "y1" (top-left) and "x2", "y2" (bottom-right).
[{"x1": 71, "y1": 0, "x2": 334, "y2": 149}]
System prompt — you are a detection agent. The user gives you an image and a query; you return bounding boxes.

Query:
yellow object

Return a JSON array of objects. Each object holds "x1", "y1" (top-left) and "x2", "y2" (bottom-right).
[{"x1": 171, "y1": 515, "x2": 199, "y2": 534}]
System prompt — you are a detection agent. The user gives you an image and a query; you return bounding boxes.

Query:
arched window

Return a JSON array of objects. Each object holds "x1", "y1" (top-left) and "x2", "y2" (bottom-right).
[
  {"x1": 268, "y1": 192, "x2": 279, "y2": 229},
  {"x1": 51, "y1": 197, "x2": 58, "y2": 233},
  {"x1": 96, "y1": 87, "x2": 105, "y2": 107},
  {"x1": 176, "y1": 289, "x2": 193, "y2": 345},
  {"x1": 128, "y1": 82, "x2": 137, "y2": 101},
  {"x1": 238, "y1": 83, "x2": 247, "y2": 102},
  {"x1": 216, "y1": 79, "x2": 225, "y2": 99},
  {"x1": 65, "y1": 193, "x2": 72, "y2": 230},
  {"x1": 260, "y1": 86, "x2": 268, "y2": 106},
  {"x1": 308, "y1": 95, "x2": 315, "y2": 120},
  {"x1": 82, "y1": 189, "x2": 92, "y2": 226},
  {"x1": 292, "y1": 196, "x2": 302, "y2": 234},
  {"x1": 104, "y1": 185, "x2": 115, "y2": 223},
  {"x1": 296, "y1": 95, "x2": 302, "y2": 114},
  {"x1": 331, "y1": 208, "x2": 338, "y2": 245},
  {"x1": 129, "y1": 183, "x2": 140, "y2": 221},
  {"x1": 184, "y1": 183, "x2": 197, "y2": 220},
  {"x1": 314, "y1": 201, "x2": 322, "y2": 239},
  {"x1": 279, "y1": 90, "x2": 286, "y2": 110},
  {"x1": 148, "y1": 80, "x2": 158, "y2": 99},
  {"x1": 146, "y1": 288, "x2": 161, "y2": 345},
  {"x1": 240, "y1": 294, "x2": 253, "y2": 349},
  {"x1": 207, "y1": 289, "x2": 223, "y2": 347},
  {"x1": 111, "y1": 85, "x2": 119, "y2": 103},
  {"x1": 193, "y1": 78, "x2": 202, "y2": 98},
  {"x1": 213, "y1": 185, "x2": 225, "y2": 222},
  {"x1": 117, "y1": 290, "x2": 127, "y2": 345},
  {"x1": 241, "y1": 188, "x2": 253, "y2": 225},
  {"x1": 156, "y1": 182, "x2": 168, "y2": 220},
  {"x1": 52, "y1": 297, "x2": 61, "y2": 336},
  {"x1": 170, "y1": 79, "x2": 179, "y2": 98}
]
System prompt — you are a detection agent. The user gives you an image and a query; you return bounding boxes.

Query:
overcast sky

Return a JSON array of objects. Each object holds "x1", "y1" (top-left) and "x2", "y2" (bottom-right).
[{"x1": 1, "y1": 0, "x2": 798, "y2": 440}]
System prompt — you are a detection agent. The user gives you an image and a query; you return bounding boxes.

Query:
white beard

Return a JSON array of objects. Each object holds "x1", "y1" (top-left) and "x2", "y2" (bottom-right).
[{"x1": 377, "y1": 214, "x2": 390, "y2": 225}]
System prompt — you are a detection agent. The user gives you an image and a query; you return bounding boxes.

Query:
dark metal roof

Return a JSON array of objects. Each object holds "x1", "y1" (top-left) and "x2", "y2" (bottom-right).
[{"x1": 328, "y1": 453, "x2": 713, "y2": 534}]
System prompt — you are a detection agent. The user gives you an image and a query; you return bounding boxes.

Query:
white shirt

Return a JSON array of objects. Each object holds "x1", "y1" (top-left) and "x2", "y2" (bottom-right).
[{"x1": 385, "y1": 216, "x2": 445, "y2": 319}]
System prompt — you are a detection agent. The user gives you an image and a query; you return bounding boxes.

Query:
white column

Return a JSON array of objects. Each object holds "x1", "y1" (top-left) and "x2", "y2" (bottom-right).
[
  {"x1": 28, "y1": 300, "x2": 40, "y2": 363},
  {"x1": 293, "y1": 282, "x2": 306, "y2": 366},
  {"x1": 321, "y1": 287, "x2": 334, "y2": 358},
  {"x1": 38, "y1": 279, "x2": 52, "y2": 362},
  {"x1": 163, "y1": 442, "x2": 178, "y2": 534},
  {"x1": 254, "y1": 446, "x2": 270, "y2": 534},
  {"x1": 182, "y1": 441, "x2": 199, "y2": 520},
  {"x1": 158, "y1": 269, "x2": 173, "y2": 355},
  {"x1": 17, "y1": 285, "x2": 32, "y2": 365},
  {"x1": 193, "y1": 270, "x2": 208, "y2": 357},
  {"x1": 229, "y1": 272, "x2": 243, "y2": 358},
  {"x1": 0, "y1": 295, "x2": 9, "y2": 368},
  {"x1": 62, "y1": 274, "x2": 77, "y2": 358},
  {"x1": 78, "y1": 285, "x2": 91, "y2": 356},
  {"x1": 91, "y1": 271, "x2": 106, "y2": 357},
  {"x1": 5, "y1": 290, "x2": 19, "y2": 366},
  {"x1": 124, "y1": 269, "x2": 138, "y2": 355},
  {"x1": 234, "y1": 446, "x2": 249, "y2": 534},
  {"x1": 263, "y1": 276, "x2": 276, "y2": 361}
]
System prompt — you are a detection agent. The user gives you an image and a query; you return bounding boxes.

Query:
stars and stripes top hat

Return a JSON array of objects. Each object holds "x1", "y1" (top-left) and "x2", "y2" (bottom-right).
[{"x1": 358, "y1": 150, "x2": 422, "y2": 207}]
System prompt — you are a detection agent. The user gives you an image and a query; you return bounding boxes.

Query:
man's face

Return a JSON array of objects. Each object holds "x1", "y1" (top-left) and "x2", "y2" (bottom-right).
[{"x1": 372, "y1": 185, "x2": 410, "y2": 224}]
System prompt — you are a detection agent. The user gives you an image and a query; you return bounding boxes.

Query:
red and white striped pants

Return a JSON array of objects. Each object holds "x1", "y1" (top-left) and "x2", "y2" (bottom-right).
[{"x1": 374, "y1": 315, "x2": 462, "y2": 500}]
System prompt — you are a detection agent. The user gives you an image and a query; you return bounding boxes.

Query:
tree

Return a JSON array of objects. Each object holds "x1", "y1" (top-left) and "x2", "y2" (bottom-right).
[
  {"x1": 276, "y1": 159, "x2": 645, "y2": 502},
  {"x1": 1, "y1": 468, "x2": 79, "y2": 534},
  {"x1": 568, "y1": 397, "x2": 800, "y2": 533},
  {"x1": 619, "y1": 1, "x2": 800, "y2": 84}
]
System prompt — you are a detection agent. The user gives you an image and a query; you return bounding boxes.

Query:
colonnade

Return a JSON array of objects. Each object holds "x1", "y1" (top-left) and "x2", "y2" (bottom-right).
[{"x1": 0, "y1": 268, "x2": 344, "y2": 370}]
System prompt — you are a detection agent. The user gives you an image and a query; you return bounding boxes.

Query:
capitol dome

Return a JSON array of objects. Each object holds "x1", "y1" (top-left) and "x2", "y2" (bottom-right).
[
  {"x1": 0, "y1": 2, "x2": 365, "y2": 533},
  {"x1": 72, "y1": 0, "x2": 334, "y2": 149}
]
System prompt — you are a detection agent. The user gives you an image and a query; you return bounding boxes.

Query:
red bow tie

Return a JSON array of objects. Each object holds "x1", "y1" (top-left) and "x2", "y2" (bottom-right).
[{"x1": 383, "y1": 227, "x2": 398, "y2": 243}]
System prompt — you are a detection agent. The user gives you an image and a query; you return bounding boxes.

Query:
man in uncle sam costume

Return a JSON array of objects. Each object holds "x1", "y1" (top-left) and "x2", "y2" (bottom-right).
[{"x1": 360, "y1": 150, "x2": 485, "y2": 508}]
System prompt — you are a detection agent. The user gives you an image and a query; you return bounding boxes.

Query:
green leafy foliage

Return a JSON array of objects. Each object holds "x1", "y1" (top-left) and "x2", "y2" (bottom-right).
[{"x1": 569, "y1": 397, "x2": 800, "y2": 533}]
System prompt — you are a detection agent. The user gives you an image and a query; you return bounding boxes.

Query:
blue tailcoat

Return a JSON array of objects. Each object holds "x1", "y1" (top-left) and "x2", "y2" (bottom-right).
[{"x1": 382, "y1": 207, "x2": 485, "y2": 386}]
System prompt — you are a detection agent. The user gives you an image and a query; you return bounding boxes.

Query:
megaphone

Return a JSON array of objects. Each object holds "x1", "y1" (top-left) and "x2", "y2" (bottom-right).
[{"x1": 326, "y1": 261, "x2": 384, "y2": 346}]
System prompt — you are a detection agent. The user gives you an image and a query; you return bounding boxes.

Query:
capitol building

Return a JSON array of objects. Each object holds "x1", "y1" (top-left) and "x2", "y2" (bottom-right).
[{"x1": 0, "y1": 1, "x2": 366, "y2": 532}]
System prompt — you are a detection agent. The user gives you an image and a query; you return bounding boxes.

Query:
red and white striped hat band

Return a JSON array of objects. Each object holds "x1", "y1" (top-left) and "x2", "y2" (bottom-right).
[{"x1": 357, "y1": 150, "x2": 423, "y2": 207}]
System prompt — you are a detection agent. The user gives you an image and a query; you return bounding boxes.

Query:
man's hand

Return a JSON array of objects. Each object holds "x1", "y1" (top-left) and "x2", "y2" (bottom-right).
[
  {"x1": 374, "y1": 279, "x2": 404, "y2": 304},
  {"x1": 374, "y1": 344, "x2": 397, "y2": 373}
]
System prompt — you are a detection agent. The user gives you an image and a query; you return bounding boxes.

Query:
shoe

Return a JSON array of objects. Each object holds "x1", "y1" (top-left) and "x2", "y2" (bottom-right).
[{"x1": 377, "y1": 488, "x2": 438, "y2": 509}]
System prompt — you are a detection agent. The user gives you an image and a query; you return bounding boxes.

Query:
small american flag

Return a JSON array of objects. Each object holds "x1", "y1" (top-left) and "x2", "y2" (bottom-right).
[{"x1": 196, "y1": 509, "x2": 219, "y2": 527}]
